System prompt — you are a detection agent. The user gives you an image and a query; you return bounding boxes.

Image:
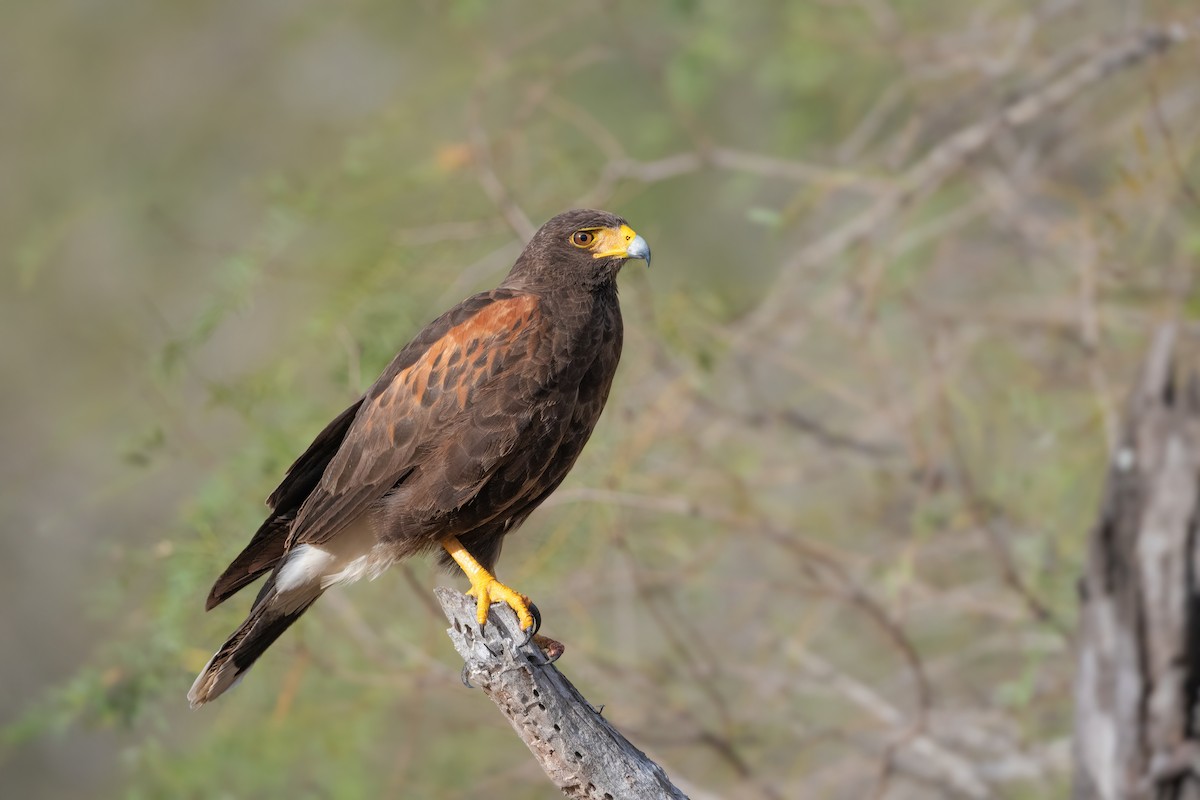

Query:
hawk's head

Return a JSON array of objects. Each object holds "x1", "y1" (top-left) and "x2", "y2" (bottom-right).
[{"x1": 507, "y1": 208, "x2": 650, "y2": 291}]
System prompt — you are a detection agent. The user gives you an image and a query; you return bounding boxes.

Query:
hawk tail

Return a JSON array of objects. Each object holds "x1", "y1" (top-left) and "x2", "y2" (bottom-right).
[{"x1": 188, "y1": 582, "x2": 320, "y2": 708}]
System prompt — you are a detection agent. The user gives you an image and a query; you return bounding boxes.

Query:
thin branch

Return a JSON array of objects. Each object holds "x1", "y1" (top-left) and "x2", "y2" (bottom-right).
[
  {"x1": 790, "y1": 648, "x2": 993, "y2": 799},
  {"x1": 922, "y1": 322, "x2": 1071, "y2": 638},
  {"x1": 467, "y1": 92, "x2": 536, "y2": 241},
  {"x1": 1144, "y1": 71, "x2": 1200, "y2": 210}
]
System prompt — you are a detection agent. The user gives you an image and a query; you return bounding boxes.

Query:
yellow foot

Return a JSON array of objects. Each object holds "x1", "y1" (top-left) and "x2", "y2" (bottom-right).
[
  {"x1": 441, "y1": 534, "x2": 538, "y2": 632},
  {"x1": 465, "y1": 577, "x2": 536, "y2": 631}
]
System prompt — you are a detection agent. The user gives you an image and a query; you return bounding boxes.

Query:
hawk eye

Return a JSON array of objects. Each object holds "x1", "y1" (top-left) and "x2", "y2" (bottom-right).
[{"x1": 571, "y1": 230, "x2": 594, "y2": 247}]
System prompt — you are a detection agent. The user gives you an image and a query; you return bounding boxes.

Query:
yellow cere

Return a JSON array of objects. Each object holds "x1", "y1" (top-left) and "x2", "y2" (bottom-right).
[{"x1": 587, "y1": 224, "x2": 639, "y2": 259}]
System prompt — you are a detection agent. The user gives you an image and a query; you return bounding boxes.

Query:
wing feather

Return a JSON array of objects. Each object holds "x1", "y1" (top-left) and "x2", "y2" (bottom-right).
[{"x1": 287, "y1": 291, "x2": 545, "y2": 547}]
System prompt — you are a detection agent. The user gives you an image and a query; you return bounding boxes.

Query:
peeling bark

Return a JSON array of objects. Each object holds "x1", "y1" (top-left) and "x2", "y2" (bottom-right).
[{"x1": 1073, "y1": 326, "x2": 1200, "y2": 799}]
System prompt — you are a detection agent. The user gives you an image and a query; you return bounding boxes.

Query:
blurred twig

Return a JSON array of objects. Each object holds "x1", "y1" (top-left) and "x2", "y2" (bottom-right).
[
  {"x1": 1144, "y1": 72, "x2": 1200, "y2": 210},
  {"x1": 791, "y1": 649, "x2": 992, "y2": 799},
  {"x1": 467, "y1": 92, "x2": 536, "y2": 241},
  {"x1": 916, "y1": 317, "x2": 1071, "y2": 637}
]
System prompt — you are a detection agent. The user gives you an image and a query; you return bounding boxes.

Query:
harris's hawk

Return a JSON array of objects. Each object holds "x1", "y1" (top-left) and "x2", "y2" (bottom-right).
[{"x1": 188, "y1": 209, "x2": 649, "y2": 707}]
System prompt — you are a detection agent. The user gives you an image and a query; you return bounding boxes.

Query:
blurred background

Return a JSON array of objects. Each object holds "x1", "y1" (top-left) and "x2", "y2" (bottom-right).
[{"x1": 3, "y1": 1, "x2": 1198, "y2": 797}]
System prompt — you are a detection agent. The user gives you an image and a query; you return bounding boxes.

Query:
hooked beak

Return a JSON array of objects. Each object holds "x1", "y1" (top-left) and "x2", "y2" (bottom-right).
[{"x1": 625, "y1": 233, "x2": 651, "y2": 269}]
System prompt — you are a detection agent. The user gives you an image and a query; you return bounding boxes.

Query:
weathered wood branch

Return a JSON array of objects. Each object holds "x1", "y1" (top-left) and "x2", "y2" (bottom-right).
[
  {"x1": 435, "y1": 587, "x2": 690, "y2": 800},
  {"x1": 1073, "y1": 326, "x2": 1200, "y2": 799}
]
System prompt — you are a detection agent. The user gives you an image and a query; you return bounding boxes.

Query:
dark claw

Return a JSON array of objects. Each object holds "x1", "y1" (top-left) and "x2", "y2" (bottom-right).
[
  {"x1": 460, "y1": 663, "x2": 474, "y2": 689},
  {"x1": 517, "y1": 601, "x2": 542, "y2": 646}
]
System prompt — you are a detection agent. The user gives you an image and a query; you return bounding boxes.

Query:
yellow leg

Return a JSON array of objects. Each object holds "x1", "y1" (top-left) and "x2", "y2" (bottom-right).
[{"x1": 441, "y1": 535, "x2": 536, "y2": 630}]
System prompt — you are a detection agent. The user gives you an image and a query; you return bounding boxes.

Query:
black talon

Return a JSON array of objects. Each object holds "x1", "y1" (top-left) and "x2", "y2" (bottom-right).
[
  {"x1": 460, "y1": 664, "x2": 474, "y2": 689},
  {"x1": 517, "y1": 601, "x2": 542, "y2": 646}
]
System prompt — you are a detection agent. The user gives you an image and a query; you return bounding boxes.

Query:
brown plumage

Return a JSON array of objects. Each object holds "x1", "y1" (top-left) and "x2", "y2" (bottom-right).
[{"x1": 188, "y1": 209, "x2": 650, "y2": 707}]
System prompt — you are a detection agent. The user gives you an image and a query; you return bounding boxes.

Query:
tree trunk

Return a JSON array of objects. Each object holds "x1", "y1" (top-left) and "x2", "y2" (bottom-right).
[{"x1": 1073, "y1": 326, "x2": 1200, "y2": 799}]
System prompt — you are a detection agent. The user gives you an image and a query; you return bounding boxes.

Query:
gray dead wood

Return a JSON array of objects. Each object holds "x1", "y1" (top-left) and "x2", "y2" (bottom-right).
[
  {"x1": 435, "y1": 587, "x2": 689, "y2": 800},
  {"x1": 1073, "y1": 326, "x2": 1200, "y2": 799}
]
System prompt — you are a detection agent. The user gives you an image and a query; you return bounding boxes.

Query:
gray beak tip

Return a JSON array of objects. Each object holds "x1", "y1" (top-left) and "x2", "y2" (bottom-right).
[{"x1": 627, "y1": 234, "x2": 651, "y2": 268}]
